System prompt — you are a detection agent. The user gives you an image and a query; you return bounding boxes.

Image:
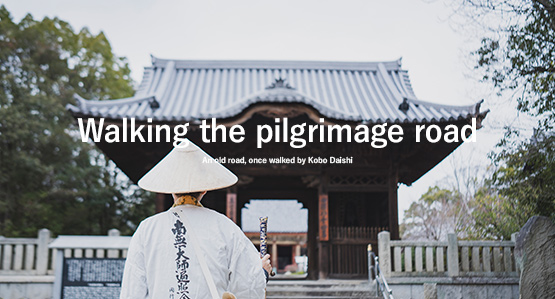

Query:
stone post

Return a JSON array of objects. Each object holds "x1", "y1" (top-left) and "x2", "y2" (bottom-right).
[
  {"x1": 511, "y1": 232, "x2": 519, "y2": 272},
  {"x1": 447, "y1": 233, "x2": 459, "y2": 277},
  {"x1": 108, "y1": 228, "x2": 121, "y2": 236},
  {"x1": 378, "y1": 231, "x2": 391, "y2": 277},
  {"x1": 36, "y1": 228, "x2": 51, "y2": 275},
  {"x1": 107, "y1": 229, "x2": 121, "y2": 258},
  {"x1": 423, "y1": 283, "x2": 438, "y2": 299}
]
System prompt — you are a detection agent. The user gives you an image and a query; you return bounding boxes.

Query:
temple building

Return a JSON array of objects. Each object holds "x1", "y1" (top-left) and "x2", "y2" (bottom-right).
[{"x1": 67, "y1": 57, "x2": 488, "y2": 279}]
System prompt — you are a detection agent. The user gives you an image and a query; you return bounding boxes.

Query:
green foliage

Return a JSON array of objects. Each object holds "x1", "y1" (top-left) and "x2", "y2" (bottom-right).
[
  {"x1": 0, "y1": 6, "x2": 153, "y2": 237},
  {"x1": 403, "y1": 131, "x2": 555, "y2": 240},
  {"x1": 475, "y1": 0, "x2": 555, "y2": 128},
  {"x1": 468, "y1": 184, "x2": 533, "y2": 240},
  {"x1": 402, "y1": 1, "x2": 555, "y2": 241},
  {"x1": 493, "y1": 132, "x2": 555, "y2": 213},
  {"x1": 464, "y1": 133, "x2": 554, "y2": 240},
  {"x1": 469, "y1": 0, "x2": 555, "y2": 238}
]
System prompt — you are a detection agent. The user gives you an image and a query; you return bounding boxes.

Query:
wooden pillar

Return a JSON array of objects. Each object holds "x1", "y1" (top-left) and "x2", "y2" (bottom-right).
[
  {"x1": 318, "y1": 176, "x2": 329, "y2": 279},
  {"x1": 271, "y1": 241, "x2": 278, "y2": 272},
  {"x1": 307, "y1": 193, "x2": 319, "y2": 279},
  {"x1": 155, "y1": 193, "x2": 166, "y2": 213},
  {"x1": 226, "y1": 187, "x2": 237, "y2": 223},
  {"x1": 294, "y1": 244, "x2": 301, "y2": 264},
  {"x1": 388, "y1": 165, "x2": 399, "y2": 240}
]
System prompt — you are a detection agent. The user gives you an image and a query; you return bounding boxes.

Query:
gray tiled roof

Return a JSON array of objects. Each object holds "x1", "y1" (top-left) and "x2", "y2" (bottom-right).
[
  {"x1": 67, "y1": 57, "x2": 483, "y2": 123},
  {"x1": 242, "y1": 200, "x2": 308, "y2": 233}
]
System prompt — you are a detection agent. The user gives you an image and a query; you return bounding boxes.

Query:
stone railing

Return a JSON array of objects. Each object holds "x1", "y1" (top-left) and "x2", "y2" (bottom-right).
[
  {"x1": 51, "y1": 228, "x2": 129, "y2": 260},
  {"x1": 1, "y1": 229, "x2": 131, "y2": 299},
  {"x1": 0, "y1": 229, "x2": 128, "y2": 276},
  {"x1": 0, "y1": 229, "x2": 54, "y2": 275},
  {"x1": 378, "y1": 231, "x2": 519, "y2": 278}
]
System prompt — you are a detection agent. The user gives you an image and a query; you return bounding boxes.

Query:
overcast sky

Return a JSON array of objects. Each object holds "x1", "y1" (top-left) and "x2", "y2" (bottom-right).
[{"x1": 3, "y1": 0, "x2": 525, "y2": 223}]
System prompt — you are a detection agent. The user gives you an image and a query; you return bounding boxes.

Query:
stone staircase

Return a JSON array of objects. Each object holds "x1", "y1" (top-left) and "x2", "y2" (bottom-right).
[{"x1": 265, "y1": 279, "x2": 380, "y2": 299}]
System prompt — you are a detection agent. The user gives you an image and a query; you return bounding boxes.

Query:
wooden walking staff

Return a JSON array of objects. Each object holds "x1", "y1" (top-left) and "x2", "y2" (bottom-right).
[{"x1": 259, "y1": 216, "x2": 275, "y2": 276}]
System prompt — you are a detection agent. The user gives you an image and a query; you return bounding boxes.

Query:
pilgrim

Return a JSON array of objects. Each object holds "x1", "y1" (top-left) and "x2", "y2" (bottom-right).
[{"x1": 120, "y1": 139, "x2": 271, "y2": 299}]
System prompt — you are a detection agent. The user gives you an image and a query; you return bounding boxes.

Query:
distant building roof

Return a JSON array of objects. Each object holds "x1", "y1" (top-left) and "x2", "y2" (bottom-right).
[
  {"x1": 68, "y1": 57, "x2": 484, "y2": 123},
  {"x1": 242, "y1": 200, "x2": 307, "y2": 233}
]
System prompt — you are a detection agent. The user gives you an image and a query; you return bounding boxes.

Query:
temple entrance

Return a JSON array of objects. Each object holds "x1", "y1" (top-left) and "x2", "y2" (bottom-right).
[
  {"x1": 241, "y1": 199, "x2": 308, "y2": 276},
  {"x1": 328, "y1": 191, "x2": 389, "y2": 278},
  {"x1": 236, "y1": 176, "x2": 318, "y2": 279},
  {"x1": 155, "y1": 173, "x2": 394, "y2": 279}
]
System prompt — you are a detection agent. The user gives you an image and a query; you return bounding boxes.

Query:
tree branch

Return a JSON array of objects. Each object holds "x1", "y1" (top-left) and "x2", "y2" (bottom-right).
[{"x1": 522, "y1": 65, "x2": 555, "y2": 75}]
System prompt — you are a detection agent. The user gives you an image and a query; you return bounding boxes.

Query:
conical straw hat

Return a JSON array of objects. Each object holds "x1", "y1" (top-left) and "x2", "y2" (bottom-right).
[{"x1": 138, "y1": 139, "x2": 238, "y2": 193}]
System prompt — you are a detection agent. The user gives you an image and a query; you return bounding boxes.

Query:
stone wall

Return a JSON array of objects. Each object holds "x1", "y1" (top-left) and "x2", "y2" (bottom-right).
[
  {"x1": 0, "y1": 276, "x2": 53, "y2": 299},
  {"x1": 388, "y1": 277, "x2": 519, "y2": 299}
]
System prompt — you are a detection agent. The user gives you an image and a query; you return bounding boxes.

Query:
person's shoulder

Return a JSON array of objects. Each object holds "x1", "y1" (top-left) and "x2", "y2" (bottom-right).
[
  {"x1": 210, "y1": 207, "x2": 240, "y2": 223},
  {"x1": 144, "y1": 209, "x2": 172, "y2": 222},
  {"x1": 135, "y1": 209, "x2": 172, "y2": 231},
  {"x1": 196, "y1": 207, "x2": 243, "y2": 231},
  {"x1": 200, "y1": 206, "x2": 228, "y2": 218}
]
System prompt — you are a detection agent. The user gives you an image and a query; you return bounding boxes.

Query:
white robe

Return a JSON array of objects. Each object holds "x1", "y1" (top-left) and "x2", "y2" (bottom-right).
[{"x1": 120, "y1": 205, "x2": 266, "y2": 299}]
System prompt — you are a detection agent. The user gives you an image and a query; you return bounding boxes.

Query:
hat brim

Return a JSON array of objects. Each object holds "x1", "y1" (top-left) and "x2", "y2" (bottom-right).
[{"x1": 138, "y1": 140, "x2": 238, "y2": 193}]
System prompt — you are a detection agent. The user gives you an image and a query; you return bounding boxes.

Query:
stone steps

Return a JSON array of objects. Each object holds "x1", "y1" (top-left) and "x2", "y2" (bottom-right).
[{"x1": 265, "y1": 279, "x2": 379, "y2": 299}]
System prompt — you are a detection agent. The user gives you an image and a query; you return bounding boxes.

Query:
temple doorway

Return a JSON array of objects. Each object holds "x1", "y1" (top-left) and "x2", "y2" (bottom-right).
[{"x1": 241, "y1": 199, "x2": 309, "y2": 276}]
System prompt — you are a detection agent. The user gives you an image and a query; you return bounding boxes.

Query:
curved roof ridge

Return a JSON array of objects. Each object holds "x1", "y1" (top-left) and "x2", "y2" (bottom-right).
[
  {"x1": 66, "y1": 94, "x2": 157, "y2": 115},
  {"x1": 150, "y1": 55, "x2": 404, "y2": 71},
  {"x1": 72, "y1": 93, "x2": 155, "y2": 108},
  {"x1": 408, "y1": 97, "x2": 480, "y2": 112},
  {"x1": 200, "y1": 86, "x2": 361, "y2": 121}
]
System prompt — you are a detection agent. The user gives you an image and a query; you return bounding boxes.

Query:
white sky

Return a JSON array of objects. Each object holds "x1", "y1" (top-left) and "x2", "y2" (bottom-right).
[{"x1": 3, "y1": 0, "x2": 529, "y2": 223}]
